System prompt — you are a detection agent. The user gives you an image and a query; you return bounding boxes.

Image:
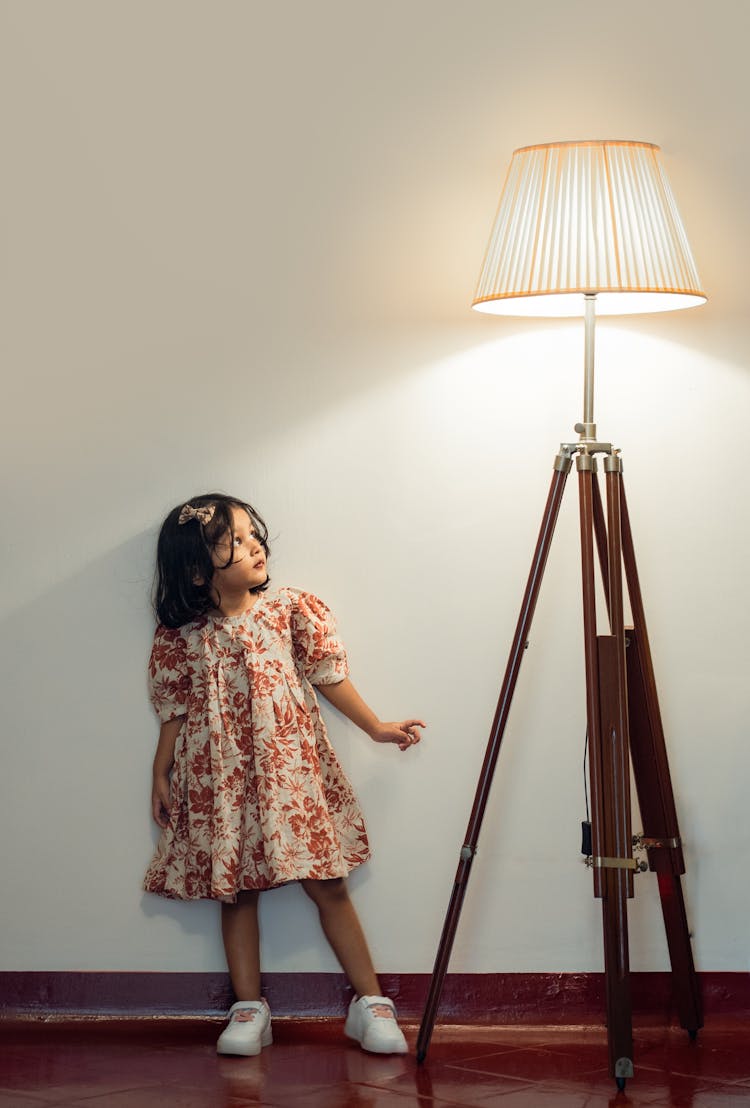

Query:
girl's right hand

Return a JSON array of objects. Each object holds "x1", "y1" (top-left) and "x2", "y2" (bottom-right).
[{"x1": 151, "y1": 774, "x2": 172, "y2": 829}]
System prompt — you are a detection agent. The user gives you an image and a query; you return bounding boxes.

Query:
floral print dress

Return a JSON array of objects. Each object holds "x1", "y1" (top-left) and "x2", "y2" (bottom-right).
[{"x1": 143, "y1": 587, "x2": 371, "y2": 902}]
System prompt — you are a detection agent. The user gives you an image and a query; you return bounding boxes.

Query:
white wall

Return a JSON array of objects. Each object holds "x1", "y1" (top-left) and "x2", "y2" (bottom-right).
[{"x1": 2, "y1": 0, "x2": 748, "y2": 979}]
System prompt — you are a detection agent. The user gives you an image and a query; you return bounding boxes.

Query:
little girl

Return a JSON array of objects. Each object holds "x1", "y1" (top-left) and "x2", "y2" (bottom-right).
[{"x1": 144, "y1": 492, "x2": 425, "y2": 1057}]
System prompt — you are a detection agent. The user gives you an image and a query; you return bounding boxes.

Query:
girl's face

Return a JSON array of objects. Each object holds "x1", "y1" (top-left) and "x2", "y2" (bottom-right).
[{"x1": 210, "y1": 506, "x2": 268, "y2": 594}]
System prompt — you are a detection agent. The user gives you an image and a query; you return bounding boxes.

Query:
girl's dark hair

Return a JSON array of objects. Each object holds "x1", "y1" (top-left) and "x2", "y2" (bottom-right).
[{"x1": 154, "y1": 492, "x2": 270, "y2": 628}]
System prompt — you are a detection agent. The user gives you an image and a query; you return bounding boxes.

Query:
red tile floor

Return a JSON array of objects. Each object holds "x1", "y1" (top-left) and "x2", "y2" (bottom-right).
[{"x1": 1, "y1": 1018, "x2": 749, "y2": 1107}]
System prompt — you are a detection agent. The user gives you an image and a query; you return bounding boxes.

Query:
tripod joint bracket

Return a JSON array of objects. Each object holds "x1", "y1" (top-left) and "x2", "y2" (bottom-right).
[
  {"x1": 633, "y1": 832, "x2": 681, "y2": 851},
  {"x1": 586, "y1": 855, "x2": 639, "y2": 872},
  {"x1": 558, "y1": 441, "x2": 617, "y2": 471}
]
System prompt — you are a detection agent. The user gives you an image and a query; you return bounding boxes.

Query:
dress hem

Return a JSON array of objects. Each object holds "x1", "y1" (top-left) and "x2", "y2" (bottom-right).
[{"x1": 143, "y1": 854, "x2": 371, "y2": 904}]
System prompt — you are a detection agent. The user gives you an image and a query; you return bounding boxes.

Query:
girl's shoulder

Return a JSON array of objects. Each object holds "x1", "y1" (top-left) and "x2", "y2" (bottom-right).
[
  {"x1": 260, "y1": 587, "x2": 338, "y2": 631},
  {"x1": 152, "y1": 614, "x2": 211, "y2": 644},
  {"x1": 273, "y1": 585, "x2": 332, "y2": 611},
  {"x1": 265, "y1": 584, "x2": 314, "y2": 602}
]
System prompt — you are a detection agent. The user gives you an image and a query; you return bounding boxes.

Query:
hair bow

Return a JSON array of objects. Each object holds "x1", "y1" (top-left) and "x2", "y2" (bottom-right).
[{"x1": 178, "y1": 503, "x2": 216, "y2": 526}]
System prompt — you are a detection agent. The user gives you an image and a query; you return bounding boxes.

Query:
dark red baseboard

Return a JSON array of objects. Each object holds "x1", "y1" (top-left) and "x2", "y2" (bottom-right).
[{"x1": 1, "y1": 972, "x2": 748, "y2": 1023}]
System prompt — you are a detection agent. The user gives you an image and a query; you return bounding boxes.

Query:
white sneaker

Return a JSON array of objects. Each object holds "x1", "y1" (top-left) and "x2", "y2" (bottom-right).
[
  {"x1": 344, "y1": 995, "x2": 408, "y2": 1054},
  {"x1": 216, "y1": 999, "x2": 273, "y2": 1056}
]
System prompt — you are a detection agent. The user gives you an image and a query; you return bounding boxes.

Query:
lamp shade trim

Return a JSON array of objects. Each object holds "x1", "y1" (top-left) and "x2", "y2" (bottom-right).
[{"x1": 514, "y1": 139, "x2": 660, "y2": 154}]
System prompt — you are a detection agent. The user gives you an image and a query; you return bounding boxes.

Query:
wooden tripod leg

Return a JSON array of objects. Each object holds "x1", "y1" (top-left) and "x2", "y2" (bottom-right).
[
  {"x1": 580, "y1": 459, "x2": 634, "y2": 1084},
  {"x1": 416, "y1": 456, "x2": 573, "y2": 1063},
  {"x1": 620, "y1": 484, "x2": 703, "y2": 1034},
  {"x1": 597, "y1": 636, "x2": 635, "y2": 1083},
  {"x1": 591, "y1": 469, "x2": 610, "y2": 617},
  {"x1": 578, "y1": 462, "x2": 606, "y2": 899}
]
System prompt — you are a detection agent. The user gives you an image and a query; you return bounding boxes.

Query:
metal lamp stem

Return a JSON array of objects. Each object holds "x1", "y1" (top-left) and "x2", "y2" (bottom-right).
[
  {"x1": 584, "y1": 294, "x2": 596, "y2": 425},
  {"x1": 574, "y1": 293, "x2": 599, "y2": 443}
]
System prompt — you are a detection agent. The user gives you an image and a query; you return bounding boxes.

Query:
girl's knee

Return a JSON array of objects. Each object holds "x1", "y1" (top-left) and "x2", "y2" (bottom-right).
[
  {"x1": 222, "y1": 889, "x2": 260, "y2": 915},
  {"x1": 300, "y1": 877, "x2": 348, "y2": 905}
]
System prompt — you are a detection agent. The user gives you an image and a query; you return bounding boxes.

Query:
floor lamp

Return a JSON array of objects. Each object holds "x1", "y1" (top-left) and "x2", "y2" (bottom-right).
[{"x1": 416, "y1": 140, "x2": 706, "y2": 1091}]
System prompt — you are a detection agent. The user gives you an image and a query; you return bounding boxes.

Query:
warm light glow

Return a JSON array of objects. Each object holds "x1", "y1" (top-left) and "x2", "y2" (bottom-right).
[{"x1": 473, "y1": 140, "x2": 706, "y2": 317}]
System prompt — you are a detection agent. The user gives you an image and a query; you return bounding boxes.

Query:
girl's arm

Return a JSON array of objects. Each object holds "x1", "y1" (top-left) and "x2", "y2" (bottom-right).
[
  {"x1": 317, "y1": 677, "x2": 424, "y2": 752},
  {"x1": 151, "y1": 715, "x2": 186, "y2": 827}
]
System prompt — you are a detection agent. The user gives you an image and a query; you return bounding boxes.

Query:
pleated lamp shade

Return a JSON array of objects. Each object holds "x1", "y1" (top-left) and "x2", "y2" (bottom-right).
[{"x1": 473, "y1": 140, "x2": 706, "y2": 317}]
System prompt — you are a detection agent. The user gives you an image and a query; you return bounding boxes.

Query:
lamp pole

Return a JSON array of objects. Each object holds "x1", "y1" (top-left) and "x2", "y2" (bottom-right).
[{"x1": 577, "y1": 293, "x2": 597, "y2": 443}]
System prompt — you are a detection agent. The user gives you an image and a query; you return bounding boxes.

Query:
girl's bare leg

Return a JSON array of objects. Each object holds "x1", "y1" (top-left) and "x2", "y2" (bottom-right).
[
  {"x1": 221, "y1": 890, "x2": 262, "y2": 1000},
  {"x1": 300, "y1": 877, "x2": 381, "y2": 997}
]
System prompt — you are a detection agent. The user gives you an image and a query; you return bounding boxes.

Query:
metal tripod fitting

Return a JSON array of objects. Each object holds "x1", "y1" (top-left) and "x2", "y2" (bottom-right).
[
  {"x1": 616, "y1": 1057, "x2": 635, "y2": 1081},
  {"x1": 633, "y1": 832, "x2": 681, "y2": 851},
  {"x1": 554, "y1": 446, "x2": 575, "y2": 473}
]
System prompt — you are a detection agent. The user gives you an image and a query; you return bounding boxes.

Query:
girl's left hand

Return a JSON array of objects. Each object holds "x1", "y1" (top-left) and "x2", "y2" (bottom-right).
[{"x1": 370, "y1": 719, "x2": 426, "y2": 752}]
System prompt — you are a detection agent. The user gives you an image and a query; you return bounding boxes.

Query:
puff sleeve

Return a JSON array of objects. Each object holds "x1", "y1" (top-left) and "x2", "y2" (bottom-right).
[
  {"x1": 289, "y1": 590, "x2": 350, "y2": 686},
  {"x1": 148, "y1": 625, "x2": 191, "y2": 722}
]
